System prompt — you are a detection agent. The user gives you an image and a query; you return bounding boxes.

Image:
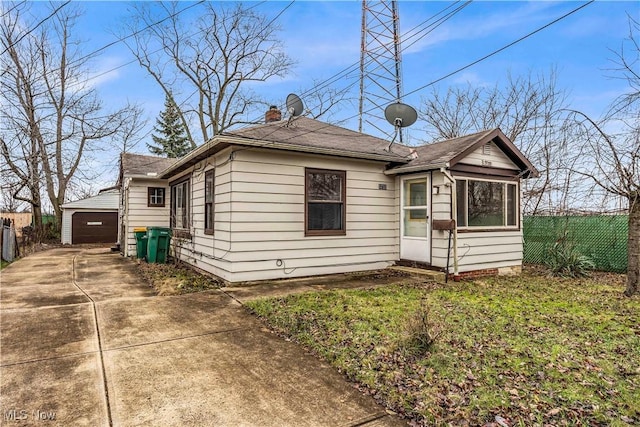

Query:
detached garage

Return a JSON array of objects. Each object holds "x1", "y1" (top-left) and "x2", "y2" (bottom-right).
[{"x1": 61, "y1": 189, "x2": 119, "y2": 245}]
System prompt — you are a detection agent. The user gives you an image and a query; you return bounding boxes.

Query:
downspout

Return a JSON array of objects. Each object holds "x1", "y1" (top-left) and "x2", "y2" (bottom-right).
[{"x1": 440, "y1": 167, "x2": 459, "y2": 279}]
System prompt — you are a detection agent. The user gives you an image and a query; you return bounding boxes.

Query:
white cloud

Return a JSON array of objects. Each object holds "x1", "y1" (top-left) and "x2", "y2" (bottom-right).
[
  {"x1": 85, "y1": 56, "x2": 123, "y2": 88},
  {"x1": 450, "y1": 71, "x2": 490, "y2": 87},
  {"x1": 401, "y1": 1, "x2": 562, "y2": 54}
]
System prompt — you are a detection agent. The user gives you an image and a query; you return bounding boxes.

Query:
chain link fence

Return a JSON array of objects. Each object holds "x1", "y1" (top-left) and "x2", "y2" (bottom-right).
[{"x1": 523, "y1": 215, "x2": 628, "y2": 273}]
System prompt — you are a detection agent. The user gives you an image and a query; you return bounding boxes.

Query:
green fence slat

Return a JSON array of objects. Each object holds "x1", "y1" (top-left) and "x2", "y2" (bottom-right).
[{"x1": 523, "y1": 215, "x2": 628, "y2": 273}]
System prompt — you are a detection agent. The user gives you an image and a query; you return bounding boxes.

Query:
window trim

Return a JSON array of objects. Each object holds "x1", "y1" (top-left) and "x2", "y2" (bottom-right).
[
  {"x1": 204, "y1": 170, "x2": 214, "y2": 235},
  {"x1": 147, "y1": 187, "x2": 165, "y2": 207},
  {"x1": 170, "y1": 176, "x2": 191, "y2": 234},
  {"x1": 456, "y1": 177, "x2": 520, "y2": 232},
  {"x1": 305, "y1": 168, "x2": 346, "y2": 237}
]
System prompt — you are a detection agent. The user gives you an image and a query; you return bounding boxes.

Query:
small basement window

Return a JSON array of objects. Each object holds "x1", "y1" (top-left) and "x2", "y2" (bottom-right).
[{"x1": 148, "y1": 187, "x2": 165, "y2": 207}]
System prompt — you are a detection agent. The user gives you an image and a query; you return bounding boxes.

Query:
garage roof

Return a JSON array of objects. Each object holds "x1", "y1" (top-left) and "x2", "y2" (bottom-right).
[{"x1": 61, "y1": 189, "x2": 119, "y2": 210}]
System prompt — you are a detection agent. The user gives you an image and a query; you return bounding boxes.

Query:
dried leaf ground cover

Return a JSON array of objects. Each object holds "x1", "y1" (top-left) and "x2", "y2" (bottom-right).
[
  {"x1": 247, "y1": 274, "x2": 639, "y2": 426},
  {"x1": 136, "y1": 261, "x2": 222, "y2": 295}
]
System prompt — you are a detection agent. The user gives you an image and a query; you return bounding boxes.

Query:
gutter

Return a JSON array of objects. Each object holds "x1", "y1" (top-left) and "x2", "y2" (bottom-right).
[
  {"x1": 126, "y1": 173, "x2": 169, "y2": 180},
  {"x1": 440, "y1": 167, "x2": 459, "y2": 279},
  {"x1": 384, "y1": 162, "x2": 449, "y2": 175},
  {"x1": 224, "y1": 136, "x2": 408, "y2": 162}
]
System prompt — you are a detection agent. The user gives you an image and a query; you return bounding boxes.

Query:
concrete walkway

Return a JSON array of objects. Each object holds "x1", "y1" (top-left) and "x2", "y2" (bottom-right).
[{"x1": 0, "y1": 248, "x2": 405, "y2": 426}]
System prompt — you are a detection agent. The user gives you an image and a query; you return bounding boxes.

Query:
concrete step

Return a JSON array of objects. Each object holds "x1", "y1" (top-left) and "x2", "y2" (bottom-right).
[{"x1": 389, "y1": 266, "x2": 446, "y2": 282}]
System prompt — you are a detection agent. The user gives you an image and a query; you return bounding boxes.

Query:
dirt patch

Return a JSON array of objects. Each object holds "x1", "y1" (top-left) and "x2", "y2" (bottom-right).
[{"x1": 136, "y1": 261, "x2": 222, "y2": 296}]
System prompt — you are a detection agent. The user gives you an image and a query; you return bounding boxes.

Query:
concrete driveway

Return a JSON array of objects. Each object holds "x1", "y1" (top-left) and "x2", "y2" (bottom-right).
[{"x1": 0, "y1": 248, "x2": 404, "y2": 426}]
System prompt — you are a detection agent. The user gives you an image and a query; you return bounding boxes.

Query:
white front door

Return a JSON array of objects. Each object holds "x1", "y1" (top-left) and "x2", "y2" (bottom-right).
[{"x1": 400, "y1": 176, "x2": 430, "y2": 263}]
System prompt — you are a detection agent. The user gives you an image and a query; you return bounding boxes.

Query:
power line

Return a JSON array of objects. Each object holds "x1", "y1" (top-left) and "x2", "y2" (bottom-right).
[
  {"x1": 235, "y1": 1, "x2": 470, "y2": 132},
  {"x1": 0, "y1": 1, "x2": 71, "y2": 56},
  {"x1": 404, "y1": 0, "x2": 595, "y2": 98},
  {"x1": 79, "y1": 1, "x2": 268, "y2": 87},
  {"x1": 67, "y1": 0, "x2": 206, "y2": 69},
  {"x1": 86, "y1": 0, "x2": 460, "y2": 123},
  {"x1": 153, "y1": 1, "x2": 295, "y2": 142},
  {"x1": 232, "y1": 0, "x2": 598, "y2": 152},
  {"x1": 0, "y1": 2, "x2": 26, "y2": 19}
]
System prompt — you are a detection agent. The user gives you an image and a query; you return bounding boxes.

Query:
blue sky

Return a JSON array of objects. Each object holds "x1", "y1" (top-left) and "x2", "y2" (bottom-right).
[{"x1": 11, "y1": 1, "x2": 639, "y2": 191}]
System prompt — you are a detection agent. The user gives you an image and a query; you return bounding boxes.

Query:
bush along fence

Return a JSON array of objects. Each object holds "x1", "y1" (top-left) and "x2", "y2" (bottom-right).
[{"x1": 523, "y1": 215, "x2": 628, "y2": 273}]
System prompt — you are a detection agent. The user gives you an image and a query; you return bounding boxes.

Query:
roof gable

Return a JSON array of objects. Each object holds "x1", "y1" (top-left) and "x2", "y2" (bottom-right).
[
  {"x1": 61, "y1": 189, "x2": 119, "y2": 209},
  {"x1": 387, "y1": 129, "x2": 539, "y2": 177}
]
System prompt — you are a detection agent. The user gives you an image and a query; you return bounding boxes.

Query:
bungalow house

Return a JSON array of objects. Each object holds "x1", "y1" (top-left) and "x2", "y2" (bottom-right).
[
  {"x1": 117, "y1": 153, "x2": 175, "y2": 257},
  {"x1": 138, "y1": 113, "x2": 538, "y2": 283}
]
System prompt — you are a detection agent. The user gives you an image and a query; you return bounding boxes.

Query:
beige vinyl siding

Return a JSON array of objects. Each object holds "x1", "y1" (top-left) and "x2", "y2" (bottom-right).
[
  {"x1": 456, "y1": 231, "x2": 523, "y2": 272},
  {"x1": 172, "y1": 147, "x2": 398, "y2": 282},
  {"x1": 430, "y1": 171, "x2": 454, "y2": 269},
  {"x1": 122, "y1": 178, "x2": 169, "y2": 257},
  {"x1": 169, "y1": 150, "x2": 234, "y2": 281},
  {"x1": 428, "y1": 170, "x2": 523, "y2": 272},
  {"x1": 460, "y1": 141, "x2": 518, "y2": 170},
  {"x1": 61, "y1": 209, "x2": 72, "y2": 244}
]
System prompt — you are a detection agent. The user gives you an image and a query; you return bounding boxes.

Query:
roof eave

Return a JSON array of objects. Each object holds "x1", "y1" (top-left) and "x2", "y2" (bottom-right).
[
  {"x1": 160, "y1": 135, "x2": 409, "y2": 178},
  {"x1": 225, "y1": 136, "x2": 407, "y2": 163},
  {"x1": 384, "y1": 162, "x2": 450, "y2": 175},
  {"x1": 124, "y1": 173, "x2": 169, "y2": 180}
]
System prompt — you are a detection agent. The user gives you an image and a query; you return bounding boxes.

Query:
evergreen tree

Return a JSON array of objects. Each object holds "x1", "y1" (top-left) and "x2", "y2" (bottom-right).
[{"x1": 147, "y1": 94, "x2": 191, "y2": 158}]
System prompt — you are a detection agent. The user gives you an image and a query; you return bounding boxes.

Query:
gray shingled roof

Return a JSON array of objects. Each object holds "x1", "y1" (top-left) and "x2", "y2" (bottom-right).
[
  {"x1": 159, "y1": 117, "x2": 537, "y2": 179},
  {"x1": 120, "y1": 153, "x2": 176, "y2": 177},
  {"x1": 390, "y1": 129, "x2": 496, "y2": 172},
  {"x1": 228, "y1": 116, "x2": 411, "y2": 161},
  {"x1": 390, "y1": 128, "x2": 538, "y2": 176}
]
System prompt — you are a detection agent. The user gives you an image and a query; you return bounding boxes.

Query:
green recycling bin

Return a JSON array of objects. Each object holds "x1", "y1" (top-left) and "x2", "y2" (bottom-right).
[
  {"x1": 133, "y1": 227, "x2": 148, "y2": 259},
  {"x1": 146, "y1": 227, "x2": 171, "y2": 264}
]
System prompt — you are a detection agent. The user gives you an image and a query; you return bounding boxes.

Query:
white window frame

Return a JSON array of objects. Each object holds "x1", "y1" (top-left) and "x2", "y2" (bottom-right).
[{"x1": 170, "y1": 178, "x2": 190, "y2": 231}]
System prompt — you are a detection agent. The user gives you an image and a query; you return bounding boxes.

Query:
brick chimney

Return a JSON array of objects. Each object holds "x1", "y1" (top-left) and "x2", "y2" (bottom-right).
[{"x1": 265, "y1": 106, "x2": 282, "y2": 123}]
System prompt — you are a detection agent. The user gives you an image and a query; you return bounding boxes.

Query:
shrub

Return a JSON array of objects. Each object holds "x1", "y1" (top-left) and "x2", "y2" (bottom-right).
[
  {"x1": 399, "y1": 300, "x2": 445, "y2": 355},
  {"x1": 545, "y1": 240, "x2": 595, "y2": 278}
]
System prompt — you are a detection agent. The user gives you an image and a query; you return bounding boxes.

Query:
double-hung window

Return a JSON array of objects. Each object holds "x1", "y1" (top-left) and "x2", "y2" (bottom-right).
[
  {"x1": 204, "y1": 170, "x2": 214, "y2": 235},
  {"x1": 456, "y1": 178, "x2": 518, "y2": 229},
  {"x1": 170, "y1": 178, "x2": 190, "y2": 230},
  {"x1": 305, "y1": 168, "x2": 346, "y2": 236},
  {"x1": 147, "y1": 187, "x2": 165, "y2": 207}
]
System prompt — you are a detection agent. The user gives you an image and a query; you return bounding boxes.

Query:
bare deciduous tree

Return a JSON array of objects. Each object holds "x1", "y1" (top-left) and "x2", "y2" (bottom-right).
[
  {"x1": 123, "y1": 2, "x2": 295, "y2": 145},
  {"x1": 419, "y1": 69, "x2": 576, "y2": 214},
  {"x1": 564, "y1": 16, "x2": 639, "y2": 297},
  {"x1": 302, "y1": 79, "x2": 354, "y2": 122},
  {"x1": 1, "y1": 3, "x2": 143, "y2": 228}
]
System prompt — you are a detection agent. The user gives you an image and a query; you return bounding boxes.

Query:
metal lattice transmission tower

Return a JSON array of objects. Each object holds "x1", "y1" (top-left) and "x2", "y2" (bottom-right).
[{"x1": 359, "y1": 0, "x2": 404, "y2": 140}]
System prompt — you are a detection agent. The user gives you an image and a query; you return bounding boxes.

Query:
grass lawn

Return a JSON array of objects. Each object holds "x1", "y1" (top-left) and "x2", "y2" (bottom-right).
[
  {"x1": 247, "y1": 273, "x2": 639, "y2": 426},
  {"x1": 0, "y1": 259, "x2": 9, "y2": 270}
]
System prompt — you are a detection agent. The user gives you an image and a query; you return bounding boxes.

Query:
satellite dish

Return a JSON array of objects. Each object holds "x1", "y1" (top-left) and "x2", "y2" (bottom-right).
[
  {"x1": 384, "y1": 102, "x2": 418, "y2": 150},
  {"x1": 384, "y1": 102, "x2": 417, "y2": 128},
  {"x1": 286, "y1": 93, "x2": 304, "y2": 117}
]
